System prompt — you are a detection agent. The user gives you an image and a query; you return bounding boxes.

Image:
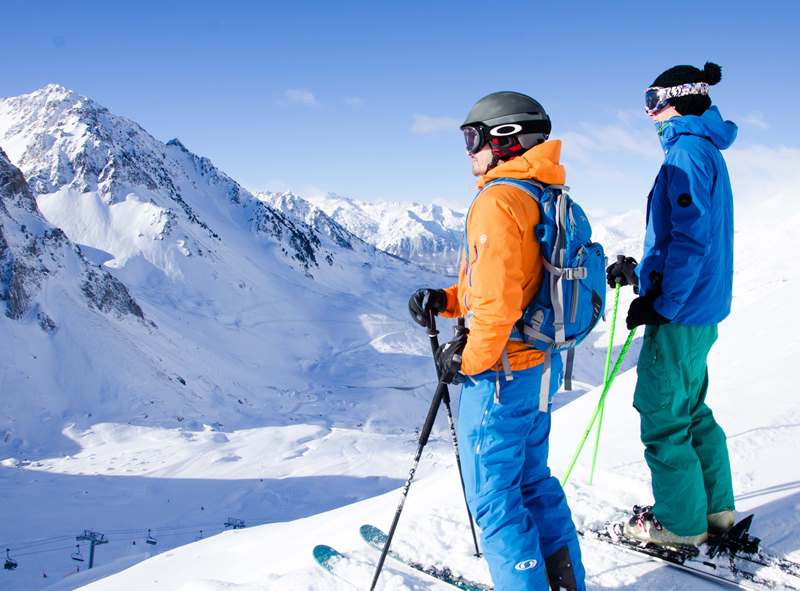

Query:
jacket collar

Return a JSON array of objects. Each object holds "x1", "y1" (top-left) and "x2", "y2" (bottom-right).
[
  {"x1": 657, "y1": 106, "x2": 738, "y2": 152},
  {"x1": 478, "y1": 139, "x2": 566, "y2": 189}
]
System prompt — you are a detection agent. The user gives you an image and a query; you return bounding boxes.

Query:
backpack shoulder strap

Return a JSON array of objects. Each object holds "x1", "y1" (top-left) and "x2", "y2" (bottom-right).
[
  {"x1": 481, "y1": 177, "x2": 547, "y2": 200},
  {"x1": 463, "y1": 178, "x2": 546, "y2": 269}
]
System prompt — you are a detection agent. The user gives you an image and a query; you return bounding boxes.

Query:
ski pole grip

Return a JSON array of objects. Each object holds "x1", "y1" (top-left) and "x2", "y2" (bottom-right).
[{"x1": 427, "y1": 310, "x2": 439, "y2": 338}]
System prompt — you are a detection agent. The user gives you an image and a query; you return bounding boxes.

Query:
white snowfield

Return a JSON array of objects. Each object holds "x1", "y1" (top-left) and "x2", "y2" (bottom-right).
[
  {"x1": 66, "y1": 194, "x2": 800, "y2": 591},
  {"x1": 0, "y1": 83, "x2": 797, "y2": 590}
]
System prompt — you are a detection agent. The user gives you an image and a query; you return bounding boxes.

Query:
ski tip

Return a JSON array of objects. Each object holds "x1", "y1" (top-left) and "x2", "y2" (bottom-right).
[
  {"x1": 313, "y1": 544, "x2": 344, "y2": 571},
  {"x1": 359, "y1": 524, "x2": 388, "y2": 545}
]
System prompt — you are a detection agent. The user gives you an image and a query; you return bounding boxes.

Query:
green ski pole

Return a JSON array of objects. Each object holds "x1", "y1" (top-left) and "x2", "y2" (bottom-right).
[
  {"x1": 561, "y1": 326, "x2": 637, "y2": 487},
  {"x1": 588, "y1": 283, "x2": 621, "y2": 485}
]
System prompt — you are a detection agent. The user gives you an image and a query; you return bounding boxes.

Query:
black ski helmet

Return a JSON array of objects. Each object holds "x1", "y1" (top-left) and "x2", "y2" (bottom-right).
[{"x1": 461, "y1": 91, "x2": 551, "y2": 158}]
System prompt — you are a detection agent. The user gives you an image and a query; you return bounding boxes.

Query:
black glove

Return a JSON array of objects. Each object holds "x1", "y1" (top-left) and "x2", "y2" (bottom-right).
[
  {"x1": 408, "y1": 288, "x2": 448, "y2": 327},
  {"x1": 606, "y1": 255, "x2": 639, "y2": 292},
  {"x1": 626, "y1": 296, "x2": 670, "y2": 330},
  {"x1": 434, "y1": 333, "x2": 468, "y2": 384}
]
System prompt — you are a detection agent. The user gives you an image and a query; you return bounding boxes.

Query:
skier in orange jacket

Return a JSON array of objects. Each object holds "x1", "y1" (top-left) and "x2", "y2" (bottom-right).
[{"x1": 409, "y1": 92, "x2": 585, "y2": 591}]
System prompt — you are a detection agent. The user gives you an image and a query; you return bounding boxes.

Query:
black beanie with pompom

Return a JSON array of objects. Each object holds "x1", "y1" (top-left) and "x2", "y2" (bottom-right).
[{"x1": 651, "y1": 62, "x2": 722, "y2": 116}]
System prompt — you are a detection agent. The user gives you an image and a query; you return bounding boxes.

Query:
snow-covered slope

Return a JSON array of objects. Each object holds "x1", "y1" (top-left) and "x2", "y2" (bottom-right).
[
  {"x1": 298, "y1": 192, "x2": 465, "y2": 275},
  {"x1": 0, "y1": 84, "x2": 460, "y2": 591},
  {"x1": 0, "y1": 148, "x2": 168, "y2": 455},
  {"x1": 0, "y1": 85, "x2": 447, "y2": 456},
  {"x1": 66, "y1": 191, "x2": 800, "y2": 591}
]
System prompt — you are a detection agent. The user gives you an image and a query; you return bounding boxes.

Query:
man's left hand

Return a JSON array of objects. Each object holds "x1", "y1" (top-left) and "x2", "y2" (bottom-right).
[
  {"x1": 626, "y1": 296, "x2": 670, "y2": 330},
  {"x1": 435, "y1": 334, "x2": 468, "y2": 384}
]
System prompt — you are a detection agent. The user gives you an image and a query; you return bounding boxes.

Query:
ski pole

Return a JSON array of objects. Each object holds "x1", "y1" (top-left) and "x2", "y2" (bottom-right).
[
  {"x1": 369, "y1": 317, "x2": 465, "y2": 590},
  {"x1": 561, "y1": 326, "x2": 637, "y2": 487},
  {"x1": 588, "y1": 283, "x2": 621, "y2": 485},
  {"x1": 426, "y1": 316, "x2": 481, "y2": 558}
]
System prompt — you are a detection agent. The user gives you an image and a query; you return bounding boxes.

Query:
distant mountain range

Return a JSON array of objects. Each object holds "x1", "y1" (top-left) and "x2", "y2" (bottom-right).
[{"x1": 290, "y1": 191, "x2": 465, "y2": 275}]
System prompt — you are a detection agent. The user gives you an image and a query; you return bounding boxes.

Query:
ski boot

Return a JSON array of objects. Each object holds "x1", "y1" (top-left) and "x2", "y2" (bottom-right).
[
  {"x1": 707, "y1": 510, "x2": 736, "y2": 535},
  {"x1": 623, "y1": 505, "x2": 707, "y2": 547}
]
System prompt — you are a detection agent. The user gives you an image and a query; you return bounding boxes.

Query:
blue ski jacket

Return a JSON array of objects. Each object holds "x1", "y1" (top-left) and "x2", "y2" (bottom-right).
[{"x1": 637, "y1": 106, "x2": 738, "y2": 325}]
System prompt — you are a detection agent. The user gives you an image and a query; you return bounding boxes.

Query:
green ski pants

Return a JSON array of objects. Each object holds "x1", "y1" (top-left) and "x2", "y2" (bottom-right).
[{"x1": 633, "y1": 323, "x2": 735, "y2": 536}]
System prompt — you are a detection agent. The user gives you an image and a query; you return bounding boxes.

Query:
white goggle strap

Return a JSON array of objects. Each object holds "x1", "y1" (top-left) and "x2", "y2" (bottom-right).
[{"x1": 657, "y1": 82, "x2": 710, "y2": 102}]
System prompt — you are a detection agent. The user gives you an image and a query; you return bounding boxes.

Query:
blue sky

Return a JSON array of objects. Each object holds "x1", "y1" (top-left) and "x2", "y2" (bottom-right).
[{"x1": 1, "y1": 0, "x2": 797, "y2": 211}]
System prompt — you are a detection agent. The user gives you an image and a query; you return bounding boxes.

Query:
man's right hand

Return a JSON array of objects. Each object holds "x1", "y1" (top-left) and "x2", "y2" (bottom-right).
[
  {"x1": 606, "y1": 255, "x2": 639, "y2": 292},
  {"x1": 408, "y1": 288, "x2": 448, "y2": 327}
]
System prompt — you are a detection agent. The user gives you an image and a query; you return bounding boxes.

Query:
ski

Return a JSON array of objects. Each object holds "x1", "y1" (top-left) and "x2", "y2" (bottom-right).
[
  {"x1": 313, "y1": 544, "x2": 357, "y2": 587},
  {"x1": 313, "y1": 544, "x2": 345, "y2": 574},
  {"x1": 314, "y1": 544, "x2": 385, "y2": 588},
  {"x1": 581, "y1": 521, "x2": 799, "y2": 591},
  {"x1": 360, "y1": 524, "x2": 493, "y2": 591}
]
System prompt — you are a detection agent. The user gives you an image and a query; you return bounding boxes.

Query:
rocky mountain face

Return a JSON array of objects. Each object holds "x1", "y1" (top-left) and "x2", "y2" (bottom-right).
[{"x1": 0, "y1": 148, "x2": 142, "y2": 327}]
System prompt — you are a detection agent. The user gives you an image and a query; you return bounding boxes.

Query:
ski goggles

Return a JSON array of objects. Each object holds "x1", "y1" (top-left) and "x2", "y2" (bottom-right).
[
  {"x1": 462, "y1": 123, "x2": 526, "y2": 154},
  {"x1": 644, "y1": 82, "x2": 709, "y2": 115},
  {"x1": 463, "y1": 125, "x2": 488, "y2": 154}
]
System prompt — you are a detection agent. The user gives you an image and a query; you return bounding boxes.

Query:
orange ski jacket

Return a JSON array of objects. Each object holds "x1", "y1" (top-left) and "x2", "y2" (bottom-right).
[{"x1": 441, "y1": 140, "x2": 567, "y2": 376}]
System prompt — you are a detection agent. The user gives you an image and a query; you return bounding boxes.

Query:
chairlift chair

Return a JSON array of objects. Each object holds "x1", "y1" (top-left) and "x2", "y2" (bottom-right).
[
  {"x1": 224, "y1": 518, "x2": 245, "y2": 530},
  {"x1": 4, "y1": 548, "x2": 18, "y2": 571},
  {"x1": 71, "y1": 545, "x2": 84, "y2": 562},
  {"x1": 146, "y1": 529, "x2": 158, "y2": 545}
]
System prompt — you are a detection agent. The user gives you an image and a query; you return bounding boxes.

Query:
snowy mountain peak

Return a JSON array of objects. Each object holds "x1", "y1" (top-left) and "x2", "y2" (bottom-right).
[
  {"x1": 302, "y1": 191, "x2": 466, "y2": 274},
  {"x1": 35, "y1": 82, "x2": 75, "y2": 97},
  {"x1": 13, "y1": 83, "x2": 83, "y2": 113},
  {"x1": 0, "y1": 85, "x2": 346, "y2": 275},
  {"x1": 259, "y1": 190, "x2": 363, "y2": 251},
  {"x1": 165, "y1": 137, "x2": 188, "y2": 151}
]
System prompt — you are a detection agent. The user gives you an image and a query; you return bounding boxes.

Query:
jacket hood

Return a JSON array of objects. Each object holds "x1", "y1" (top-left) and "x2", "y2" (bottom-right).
[
  {"x1": 659, "y1": 106, "x2": 738, "y2": 151},
  {"x1": 477, "y1": 139, "x2": 566, "y2": 188}
]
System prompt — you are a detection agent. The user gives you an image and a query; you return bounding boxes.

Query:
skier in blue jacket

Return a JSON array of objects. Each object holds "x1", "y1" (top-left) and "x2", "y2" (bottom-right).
[{"x1": 607, "y1": 61, "x2": 738, "y2": 546}]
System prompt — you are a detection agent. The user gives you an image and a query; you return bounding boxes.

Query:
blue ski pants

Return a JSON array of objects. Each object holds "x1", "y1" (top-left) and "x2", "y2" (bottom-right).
[{"x1": 457, "y1": 362, "x2": 586, "y2": 591}]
